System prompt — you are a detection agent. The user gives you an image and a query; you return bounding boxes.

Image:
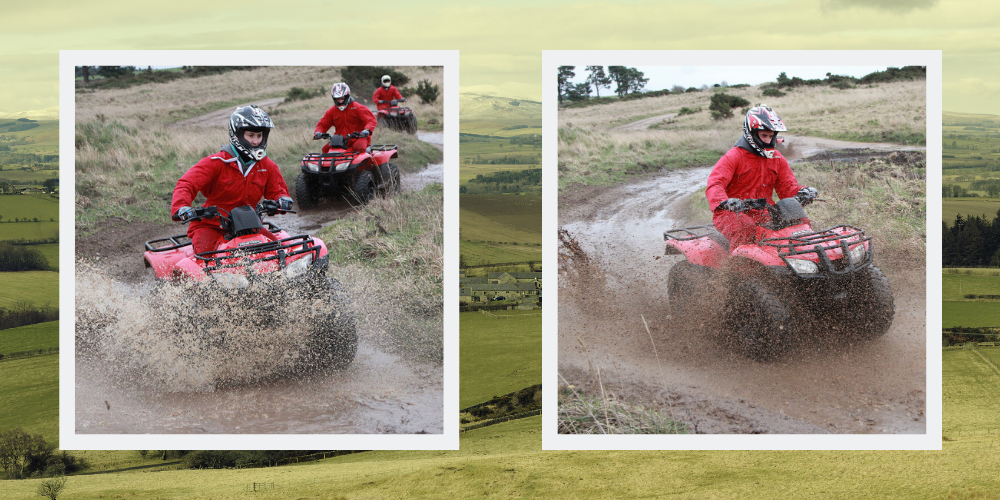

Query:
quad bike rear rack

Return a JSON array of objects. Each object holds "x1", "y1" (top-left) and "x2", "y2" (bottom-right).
[
  {"x1": 193, "y1": 234, "x2": 323, "y2": 273},
  {"x1": 369, "y1": 144, "x2": 396, "y2": 152},
  {"x1": 301, "y1": 151, "x2": 360, "y2": 172},
  {"x1": 762, "y1": 225, "x2": 873, "y2": 276}
]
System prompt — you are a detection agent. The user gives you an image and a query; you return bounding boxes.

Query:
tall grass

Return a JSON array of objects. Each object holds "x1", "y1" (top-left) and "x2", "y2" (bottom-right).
[{"x1": 559, "y1": 80, "x2": 926, "y2": 187}]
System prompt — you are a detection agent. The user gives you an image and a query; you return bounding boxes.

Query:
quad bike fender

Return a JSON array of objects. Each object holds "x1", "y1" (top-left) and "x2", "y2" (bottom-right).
[
  {"x1": 173, "y1": 256, "x2": 211, "y2": 282},
  {"x1": 372, "y1": 149, "x2": 398, "y2": 164},
  {"x1": 730, "y1": 245, "x2": 785, "y2": 266},
  {"x1": 664, "y1": 238, "x2": 728, "y2": 268},
  {"x1": 351, "y1": 154, "x2": 375, "y2": 171},
  {"x1": 144, "y1": 249, "x2": 190, "y2": 280}
]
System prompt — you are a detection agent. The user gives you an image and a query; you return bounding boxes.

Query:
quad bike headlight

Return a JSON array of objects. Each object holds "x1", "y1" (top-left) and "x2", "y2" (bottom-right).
[
  {"x1": 335, "y1": 161, "x2": 351, "y2": 172},
  {"x1": 849, "y1": 244, "x2": 867, "y2": 263},
  {"x1": 786, "y1": 258, "x2": 819, "y2": 275},
  {"x1": 210, "y1": 272, "x2": 249, "y2": 289},
  {"x1": 284, "y1": 253, "x2": 314, "y2": 279},
  {"x1": 305, "y1": 162, "x2": 320, "y2": 173}
]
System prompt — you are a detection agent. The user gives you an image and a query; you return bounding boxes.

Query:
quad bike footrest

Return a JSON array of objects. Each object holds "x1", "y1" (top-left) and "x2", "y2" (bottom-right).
[
  {"x1": 194, "y1": 234, "x2": 322, "y2": 272},
  {"x1": 145, "y1": 234, "x2": 192, "y2": 252}
]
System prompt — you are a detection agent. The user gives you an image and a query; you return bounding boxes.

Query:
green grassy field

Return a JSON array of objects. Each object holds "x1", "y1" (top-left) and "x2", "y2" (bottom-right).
[
  {"x1": 0, "y1": 321, "x2": 58, "y2": 354},
  {"x1": 34, "y1": 243, "x2": 58, "y2": 270},
  {"x1": 0, "y1": 271, "x2": 58, "y2": 308},
  {"x1": 943, "y1": 198, "x2": 1000, "y2": 224},
  {"x1": 943, "y1": 349, "x2": 1000, "y2": 436},
  {"x1": 460, "y1": 163, "x2": 540, "y2": 185},
  {"x1": 0, "y1": 354, "x2": 58, "y2": 447},
  {"x1": 460, "y1": 240, "x2": 541, "y2": 266},
  {"x1": 0, "y1": 119, "x2": 58, "y2": 154},
  {"x1": 943, "y1": 301, "x2": 1000, "y2": 328},
  {"x1": 459, "y1": 193, "x2": 541, "y2": 266},
  {"x1": 942, "y1": 272, "x2": 1000, "y2": 300},
  {"x1": 460, "y1": 311, "x2": 541, "y2": 408}
]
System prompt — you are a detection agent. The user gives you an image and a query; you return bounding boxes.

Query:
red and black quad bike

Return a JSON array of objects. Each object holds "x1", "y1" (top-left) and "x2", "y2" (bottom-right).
[
  {"x1": 297, "y1": 132, "x2": 400, "y2": 208},
  {"x1": 143, "y1": 200, "x2": 357, "y2": 374},
  {"x1": 663, "y1": 194, "x2": 894, "y2": 362},
  {"x1": 375, "y1": 98, "x2": 417, "y2": 134}
]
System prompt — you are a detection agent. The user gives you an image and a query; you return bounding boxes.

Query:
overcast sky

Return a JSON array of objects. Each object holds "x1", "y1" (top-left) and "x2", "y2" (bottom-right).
[{"x1": 569, "y1": 66, "x2": 890, "y2": 93}]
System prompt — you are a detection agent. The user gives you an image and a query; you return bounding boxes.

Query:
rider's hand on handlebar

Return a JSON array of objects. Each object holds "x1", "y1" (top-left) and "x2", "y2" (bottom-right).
[
  {"x1": 278, "y1": 196, "x2": 293, "y2": 211},
  {"x1": 313, "y1": 132, "x2": 324, "y2": 140},
  {"x1": 359, "y1": 130, "x2": 370, "y2": 138},
  {"x1": 719, "y1": 198, "x2": 745, "y2": 212},
  {"x1": 174, "y1": 206, "x2": 194, "y2": 222},
  {"x1": 797, "y1": 186, "x2": 818, "y2": 205}
]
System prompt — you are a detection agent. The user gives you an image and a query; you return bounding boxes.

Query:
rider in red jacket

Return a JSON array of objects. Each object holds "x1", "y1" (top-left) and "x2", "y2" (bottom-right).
[
  {"x1": 373, "y1": 75, "x2": 404, "y2": 112},
  {"x1": 171, "y1": 105, "x2": 292, "y2": 254},
  {"x1": 314, "y1": 82, "x2": 377, "y2": 153},
  {"x1": 706, "y1": 105, "x2": 817, "y2": 247}
]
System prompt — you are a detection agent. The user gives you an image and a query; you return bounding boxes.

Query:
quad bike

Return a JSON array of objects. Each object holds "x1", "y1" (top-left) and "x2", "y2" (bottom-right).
[
  {"x1": 663, "y1": 194, "x2": 894, "y2": 362},
  {"x1": 376, "y1": 98, "x2": 417, "y2": 134},
  {"x1": 297, "y1": 132, "x2": 400, "y2": 208},
  {"x1": 142, "y1": 200, "x2": 357, "y2": 375}
]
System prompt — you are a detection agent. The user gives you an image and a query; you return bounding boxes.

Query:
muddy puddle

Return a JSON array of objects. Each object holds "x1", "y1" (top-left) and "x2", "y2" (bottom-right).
[{"x1": 558, "y1": 146, "x2": 926, "y2": 434}]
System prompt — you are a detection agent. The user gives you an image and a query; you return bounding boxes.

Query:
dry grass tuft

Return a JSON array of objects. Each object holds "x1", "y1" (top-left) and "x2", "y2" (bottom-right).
[{"x1": 558, "y1": 374, "x2": 687, "y2": 435}]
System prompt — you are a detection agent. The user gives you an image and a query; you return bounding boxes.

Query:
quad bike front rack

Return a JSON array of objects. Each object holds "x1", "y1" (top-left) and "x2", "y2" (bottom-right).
[
  {"x1": 301, "y1": 151, "x2": 360, "y2": 172},
  {"x1": 193, "y1": 234, "x2": 323, "y2": 273},
  {"x1": 762, "y1": 225, "x2": 873, "y2": 276}
]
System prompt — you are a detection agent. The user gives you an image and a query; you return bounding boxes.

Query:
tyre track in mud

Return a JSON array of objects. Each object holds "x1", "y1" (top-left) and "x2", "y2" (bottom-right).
[
  {"x1": 75, "y1": 113, "x2": 444, "y2": 435},
  {"x1": 558, "y1": 147, "x2": 926, "y2": 434}
]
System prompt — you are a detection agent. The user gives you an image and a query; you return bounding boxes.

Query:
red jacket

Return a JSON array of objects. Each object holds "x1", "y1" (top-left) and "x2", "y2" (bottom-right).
[
  {"x1": 171, "y1": 148, "x2": 290, "y2": 238},
  {"x1": 373, "y1": 85, "x2": 403, "y2": 111},
  {"x1": 314, "y1": 101, "x2": 377, "y2": 137},
  {"x1": 706, "y1": 146, "x2": 804, "y2": 245}
]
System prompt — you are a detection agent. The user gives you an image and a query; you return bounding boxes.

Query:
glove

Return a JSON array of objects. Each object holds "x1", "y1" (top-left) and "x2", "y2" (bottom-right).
[
  {"x1": 359, "y1": 129, "x2": 370, "y2": 138},
  {"x1": 378, "y1": 100, "x2": 386, "y2": 104},
  {"x1": 398, "y1": 98, "x2": 405, "y2": 102},
  {"x1": 278, "y1": 196, "x2": 293, "y2": 211},
  {"x1": 313, "y1": 132, "x2": 324, "y2": 140},
  {"x1": 797, "y1": 187, "x2": 818, "y2": 204},
  {"x1": 718, "y1": 198, "x2": 744, "y2": 212},
  {"x1": 175, "y1": 206, "x2": 194, "y2": 222},
  {"x1": 259, "y1": 199, "x2": 279, "y2": 216}
]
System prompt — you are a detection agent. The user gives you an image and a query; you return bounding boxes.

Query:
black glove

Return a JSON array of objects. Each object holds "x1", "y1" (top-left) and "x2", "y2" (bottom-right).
[
  {"x1": 398, "y1": 98, "x2": 405, "y2": 102},
  {"x1": 313, "y1": 132, "x2": 324, "y2": 140},
  {"x1": 359, "y1": 130, "x2": 370, "y2": 138},
  {"x1": 718, "y1": 198, "x2": 744, "y2": 212},
  {"x1": 278, "y1": 196, "x2": 293, "y2": 211}
]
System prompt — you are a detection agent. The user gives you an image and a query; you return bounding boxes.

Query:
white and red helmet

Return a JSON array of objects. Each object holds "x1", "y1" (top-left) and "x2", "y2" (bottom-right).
[
  {"x1": 742, "y1": 105, "x2": 787, "y2": 157},
  {"x1": 331, "y1": 83, "x2": 353, "y2": 111},
  {"x1": 228, "y1": 105, "x2": 273, "y2": 162}
]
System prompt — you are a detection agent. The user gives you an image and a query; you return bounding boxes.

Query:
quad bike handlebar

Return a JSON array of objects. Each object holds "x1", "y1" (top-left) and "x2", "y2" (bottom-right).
[
  {"x1": 315, "y1": 132, "x2": 361, "y2": 141},
  {"x1": 180, "y1": 201, "x2": 295, "y2": 224},
  {"x1": 718, "y1": 192, "x2": 822, "y2": 214}
]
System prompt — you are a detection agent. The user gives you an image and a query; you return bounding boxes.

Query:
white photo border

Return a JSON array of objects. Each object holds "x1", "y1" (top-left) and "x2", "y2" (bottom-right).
[
  {"x1": 60, "y1": 50, "x2": 460, "y2": 450},
  {"x1": 542, "y1": 50, "x2": 942, "y2": 450}
]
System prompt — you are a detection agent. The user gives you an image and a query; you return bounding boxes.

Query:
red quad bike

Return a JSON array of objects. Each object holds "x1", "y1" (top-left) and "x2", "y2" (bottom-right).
[
  {"x1": 376, "y1": 98, "x2": 417, "y2": 134},
  {"x1": 297, "y1": 132, "x2": 400, "y2": 208},
  {"x1": 143, "y1": 200, "x2": 357, "y2": 373},
  {"x1": 663, "y1": 194, "x2": 894, "y2": 362}
]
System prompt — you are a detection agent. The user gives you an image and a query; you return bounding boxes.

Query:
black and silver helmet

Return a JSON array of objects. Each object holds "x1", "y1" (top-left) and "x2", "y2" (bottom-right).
[
  {"x1": 331, "y1": 82, "x2": 353, "y2": 111},
  {"x1": 228, "y1": 105, "x2": 274, "y2": 162}
]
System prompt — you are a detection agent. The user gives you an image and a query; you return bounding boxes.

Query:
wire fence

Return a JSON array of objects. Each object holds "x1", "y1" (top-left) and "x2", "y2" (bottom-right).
[
  {"x1": 0, "y1": 347, "x2": 58, "y2": 361},
  {"x1": 479, "y1": 310, "x2": 541, "y2": 319},
  {"x1": 461, "y1": 409, "x2": 542, "y2": 433}
]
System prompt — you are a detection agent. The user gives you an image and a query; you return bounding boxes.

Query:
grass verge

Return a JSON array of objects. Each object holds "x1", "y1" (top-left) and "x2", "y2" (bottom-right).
[{"x1": 558, "y1": 383, "x2": 686, "y2": 434}]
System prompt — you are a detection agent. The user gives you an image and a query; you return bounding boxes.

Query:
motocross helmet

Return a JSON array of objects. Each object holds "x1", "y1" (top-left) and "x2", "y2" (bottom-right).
[
  {"x1": 381, "y1": 75, "x2": 391, "y2": 88},
  {"x1": 743, "y1": 105, "x2": 787, "y2": 158},
  {"x1": 331, "y1": 82, "x2": 353, "y2": 111},
  {"x1": 228, "y1": 105, "x2": 273, "y2": 163}
]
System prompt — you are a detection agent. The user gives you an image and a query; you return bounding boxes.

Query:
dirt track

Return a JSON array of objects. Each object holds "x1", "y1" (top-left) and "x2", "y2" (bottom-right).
[
  {"x1": 558, "y1": 148, "x2": 927, "y2": 434},
  {"x1": 610, "y1": 112, "x2": 678, "y2": 131}
]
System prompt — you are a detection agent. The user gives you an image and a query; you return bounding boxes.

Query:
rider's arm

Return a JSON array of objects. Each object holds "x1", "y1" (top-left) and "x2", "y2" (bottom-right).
[
  {"x1": 170, "y1": 158, "x2": 215, "y2": 218},
  {"x1": 706, "y1": 152, "x2": 737, "y2": 212},
  {"x1": 774, "y1": 156, "x2": 804, "y2": 199},
  {"x1": 392, "y1": 86, "x2": 402, "y2": 100},
  {"x1": 357, "y1": 102, "x2": 377, "y2": 133},
  {"x1": 315, "y1": 106, "x2": 336, "y2": 134},
  {"x1": 261, "y1": 157, "x2": 291, "y2": 202}
]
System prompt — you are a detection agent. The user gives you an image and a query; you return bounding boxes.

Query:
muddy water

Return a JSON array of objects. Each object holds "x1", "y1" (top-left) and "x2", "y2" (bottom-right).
[
  {"x1": 559, "y1": 157, "x2": 926, "y2": 434},
  {"x1": 779, "y1": 135, "x2": 926, "y2": 163}
]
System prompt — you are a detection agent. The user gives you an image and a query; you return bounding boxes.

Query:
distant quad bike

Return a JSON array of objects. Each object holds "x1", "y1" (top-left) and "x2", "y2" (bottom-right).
[
  {"x1": 143, "y1": 200, "x2": 357, "y2": 374},
  {"x1": 376, "y1": 98, "x2": 417, "y2": 134},
  {"x1": 297, "y1": 132, "x2": 400, "y2": 208},
  {"x1": 663, "y1": 194, "x2": 894, "y2": 362}
]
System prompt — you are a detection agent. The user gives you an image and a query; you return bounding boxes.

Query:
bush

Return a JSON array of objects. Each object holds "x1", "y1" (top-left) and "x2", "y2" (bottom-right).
[
  {"x1": 285, "y1": 86, "x2": 324, "y2": 102},
  {"x1": 415, "y1": 79, "x2": 440, "y2": 104},
  {"x1": 709, "y1": 93, "x2": 751, "y2": 119},
  {"x1": 710, "y1": 110, "x2": 727, "y2": 121},
  {"x1": 36, "y1": 476, "x2": 66, "y2": 500},
  {"x1": 677, "y1": 106, "x2": 701, "y2": 116},
  {"x1": 762, "y1": 88, "x2": 786, "y2": 98}
]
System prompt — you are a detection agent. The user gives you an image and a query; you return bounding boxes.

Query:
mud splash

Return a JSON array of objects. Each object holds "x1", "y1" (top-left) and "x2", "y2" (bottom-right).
[{"x1": 558, "y1": 163, "x2": 926, "y2": 434}]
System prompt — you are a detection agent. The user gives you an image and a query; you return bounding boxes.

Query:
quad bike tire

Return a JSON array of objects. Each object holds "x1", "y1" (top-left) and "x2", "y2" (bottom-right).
[
  {"x1": 667, "y1": 261, "x2": 703, "y2": 319},
  {"x1": 725, "y1": 279, "x2": 792, "y2": 362},
  {"x1": 387, "y1": 162, "x2": 401, "y2": 194},
  {"x1": 351, "y1": 170, "x2": 376, "y2": 204},
  {"x1": 844, "y1": 265, "x2": 895, "y2": 340},
  {"x1": 295, "y1": 172, "x2": 319, "y2": 209}
]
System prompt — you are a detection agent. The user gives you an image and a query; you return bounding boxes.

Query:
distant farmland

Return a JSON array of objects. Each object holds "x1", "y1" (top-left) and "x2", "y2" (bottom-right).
[{"x1": 460, "y1": 193, "x2": 541, "y2": 265}]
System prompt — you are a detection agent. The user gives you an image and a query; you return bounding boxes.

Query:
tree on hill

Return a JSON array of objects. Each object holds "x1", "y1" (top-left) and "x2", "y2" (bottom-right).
[
  {"x1": 607, "y1": 66, "x2": 648, "y2": 97},
  {"x1": 585, "y1": 66, "x2": 612, "y2": 98},
  {"x1": 557, "y1": 66, "x2": 576, "y2": 104}
]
